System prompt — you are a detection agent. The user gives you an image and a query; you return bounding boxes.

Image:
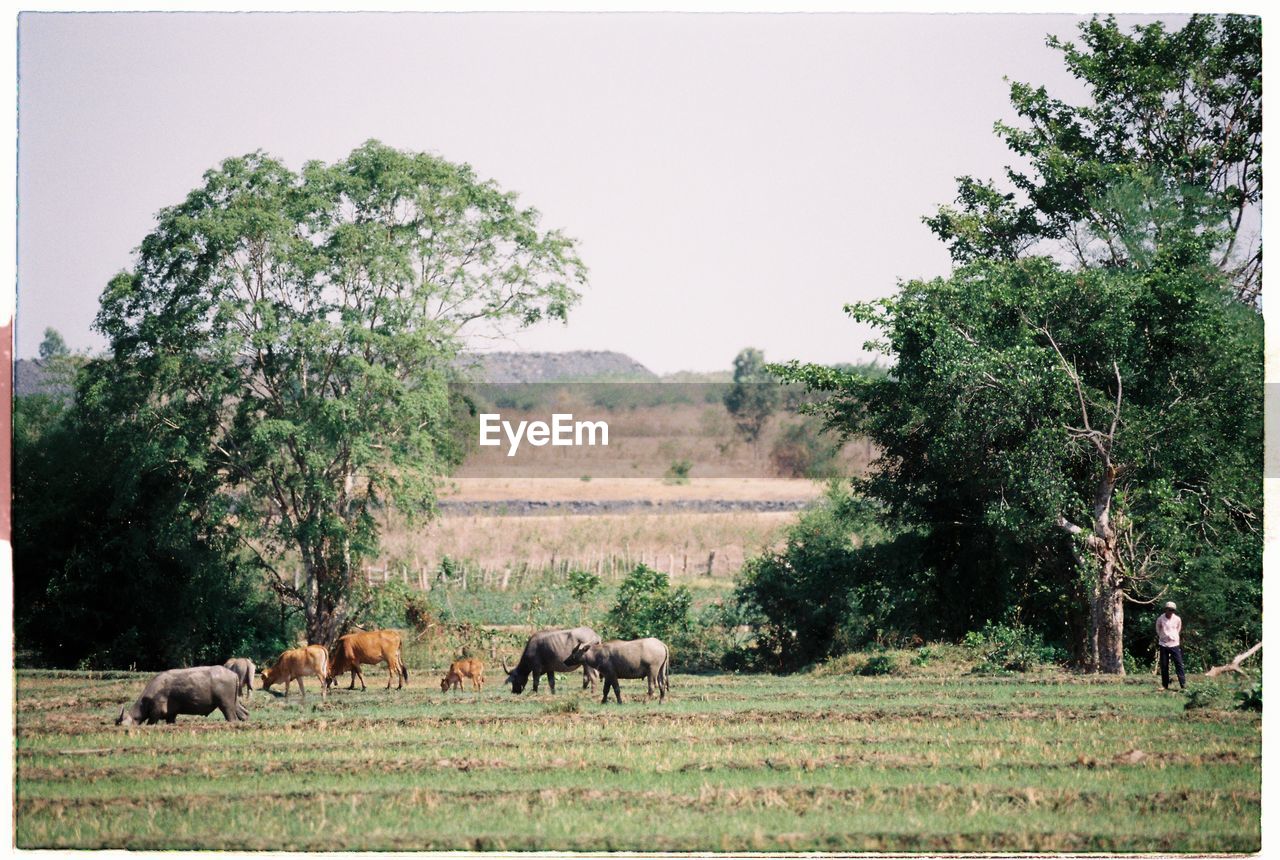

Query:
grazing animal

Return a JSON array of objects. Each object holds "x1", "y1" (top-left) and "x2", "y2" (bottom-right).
[
  {"x1": 222, "y1": 658, "x2": 256, "y2": 699},
  {"x1": 441, "y1": 657, "x2": 485, "y2": 692},
  {"x1": 327, "y1": 629, "x2": 408, "y2": 691},
  {"x1": 116, "y1": 666, "x2": 248, "y2": 725},
  {"x1": 260, "y1": 645, "x2": 329, "y2": 699},
  {"x1": 565, "y1": 637, "x2": 670, "y2": 704},
  {"x1": 504, "y1": 627, "x2": 602, "y2": 695}
]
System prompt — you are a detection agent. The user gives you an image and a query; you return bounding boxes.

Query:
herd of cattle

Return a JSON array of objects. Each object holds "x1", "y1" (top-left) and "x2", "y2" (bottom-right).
[{"x1": 115, "y1": 626, "x2": 672, "y2": 726}]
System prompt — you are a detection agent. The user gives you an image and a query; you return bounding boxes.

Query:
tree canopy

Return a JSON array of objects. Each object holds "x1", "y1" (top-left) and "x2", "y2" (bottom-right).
[
  {"x1": 92, "y1": 140, "x2": 586, "y2": 645},
  {"x1": 768, "y1": 15, "x2": 1261, "y2": 672},
  {"x1": 926, "y1": 14, "x2": 1261, "y2": 304}
]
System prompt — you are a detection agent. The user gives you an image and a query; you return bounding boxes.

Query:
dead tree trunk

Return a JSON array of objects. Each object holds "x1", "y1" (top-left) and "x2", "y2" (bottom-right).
[{"x1": 1205, "y1": 642, "x2": 1262, "y2": 677}]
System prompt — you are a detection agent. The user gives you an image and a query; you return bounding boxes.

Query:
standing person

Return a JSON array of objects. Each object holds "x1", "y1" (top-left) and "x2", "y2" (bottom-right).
[{"x1": 1156, "y1": 601, "x2": 1186, "y2": 691}]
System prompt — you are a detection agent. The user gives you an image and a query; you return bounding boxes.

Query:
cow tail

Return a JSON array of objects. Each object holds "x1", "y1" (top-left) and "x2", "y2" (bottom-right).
[
  {"x1": 662, "y1": 643, "x2": 671, "y2": 692},
  {"x1": 398, "y1": 641, "x2": 409, "y2": 683}
]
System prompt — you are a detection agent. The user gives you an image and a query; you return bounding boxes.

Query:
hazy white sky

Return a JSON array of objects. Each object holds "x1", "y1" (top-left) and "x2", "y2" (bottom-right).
[{"x1": 16, "y1": 12, "x2": 1178, "y2": 374}]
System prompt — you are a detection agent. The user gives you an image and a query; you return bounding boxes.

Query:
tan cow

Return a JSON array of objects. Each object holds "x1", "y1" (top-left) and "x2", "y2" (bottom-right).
[
  {"x1": 327, "y1": 629, "x2": 408, "y2": 691},
  {"x1": 260, "y1": 645, "x2": 329, "y2": 700},
  {"x1": 440, "y1": 657, "x2": 485, "y2": 692}
]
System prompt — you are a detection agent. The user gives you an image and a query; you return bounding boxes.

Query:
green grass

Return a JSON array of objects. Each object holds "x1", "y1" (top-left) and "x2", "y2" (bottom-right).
[{"x1": 14, "y1": 670, "x2": 1259, "y2": 852}]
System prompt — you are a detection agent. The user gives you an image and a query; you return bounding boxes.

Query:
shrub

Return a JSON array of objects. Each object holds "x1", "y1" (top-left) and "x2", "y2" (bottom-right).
[
  {"x1": 350, "y1": 579, "x2": 439, "y2": 632},
  {"x1": 733, "y1": 484, "x2": 892, "y2": 671},
  {"x1": 963, "y1": 620, "x2": 1063, "y2": 673},
  {"x1": 770, "y1": 418, "x2": 842, "y2": 479},
  {"x1": 567, "y1": 569, "x2": 602, "y2": 603},
  {"x1": 606, "y1": 564, "x2": 692, "y2": 642},
  {"x1": 1236, "y1": 680, "x2": 1262, "y2": 712},
  {"x1": 663, "y1": 459, "x2": 693, "y2": 485},
  {"x1": 859, "y1": 654, "x2": 896, "y2": 676}
]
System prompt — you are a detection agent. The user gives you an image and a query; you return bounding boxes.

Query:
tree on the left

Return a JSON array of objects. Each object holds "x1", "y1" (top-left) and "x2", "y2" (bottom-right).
[{"x1": 91, "y1": 140, "x2": 586, "y2": 646}]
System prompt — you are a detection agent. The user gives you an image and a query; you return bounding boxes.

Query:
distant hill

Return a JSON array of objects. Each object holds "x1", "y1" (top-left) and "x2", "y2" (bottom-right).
[
  {"x1": 14, "y1": 351, "x2": 660, "y2": 396},
  {"x1": 455, "y1": 351, "x2": 658, "y2": 383},
  {"x1": 13, "y1": 358, "x2": 72, "y2": 398}
]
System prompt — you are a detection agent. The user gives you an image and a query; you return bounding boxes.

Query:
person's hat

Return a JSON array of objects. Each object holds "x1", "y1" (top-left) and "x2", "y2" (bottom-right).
[{"x1": 1164, "y1": 601, "x2": 1177, "y2": 610}]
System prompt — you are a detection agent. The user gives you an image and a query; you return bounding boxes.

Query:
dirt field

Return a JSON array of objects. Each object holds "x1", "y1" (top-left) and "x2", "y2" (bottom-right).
[{"x1": 14, "y1": 666, "x2": 1259, "y2": 852}]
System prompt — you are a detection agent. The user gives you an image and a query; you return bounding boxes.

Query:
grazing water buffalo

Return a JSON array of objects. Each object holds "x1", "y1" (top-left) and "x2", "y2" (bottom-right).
[
  {"x1": 566, "y1": 637, "x2": 670, "y2": 704},
  {"x1": 327, "y1": 629, "x2": 407, "y2": 691},
  {"x1": 504, "y1": 627, "x2": 601, "y2": 694},
  {"x1": 223, "y1": 658, "x2": 256, "y2": 698},
  {"x1": 261, "y1": 645, "x2": 329, "y2": 699},
  {"x1": 116, "y1": 666, "x2": 247, "y2": 725},
  {"x1": 441, "y1": 657, "x2": 485, "y2": 692}
]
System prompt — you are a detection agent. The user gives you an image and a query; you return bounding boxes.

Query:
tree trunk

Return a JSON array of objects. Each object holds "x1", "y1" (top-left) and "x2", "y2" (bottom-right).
[
  {"x1": 1061, "y1": 463, "x2": 1126, "y2": 675},
  {"x1": 1090, "y1": 466, "x2": 1125, "y2": 675}
]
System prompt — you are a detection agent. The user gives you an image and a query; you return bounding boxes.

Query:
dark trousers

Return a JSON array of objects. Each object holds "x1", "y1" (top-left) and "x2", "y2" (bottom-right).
[{"x1": 1159, "y1": 645, "x2": 1186, "y2": 689}]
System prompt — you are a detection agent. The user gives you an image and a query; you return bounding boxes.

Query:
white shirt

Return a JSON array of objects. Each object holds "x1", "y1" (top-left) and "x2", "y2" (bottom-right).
[{"x1": 1156, "y1": 612, "x2": 1181, "y2": 648}]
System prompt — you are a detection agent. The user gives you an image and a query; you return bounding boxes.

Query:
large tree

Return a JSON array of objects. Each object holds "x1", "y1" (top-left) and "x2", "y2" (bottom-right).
[
  {"x1": 926, "y1": 14, "x2": 1261, "y2": 304},
  {"x1": 778, "y1": 239, "x2": 1260, "y2": 673},
  {"x1": 95, "y1": 140, "x2": 586, "y2": 645}
]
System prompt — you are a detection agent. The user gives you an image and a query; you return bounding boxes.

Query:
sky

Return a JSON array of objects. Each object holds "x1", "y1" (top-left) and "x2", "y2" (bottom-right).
[{"x1": 16, "y1": 12, "x2": 1179, "y2": 374}]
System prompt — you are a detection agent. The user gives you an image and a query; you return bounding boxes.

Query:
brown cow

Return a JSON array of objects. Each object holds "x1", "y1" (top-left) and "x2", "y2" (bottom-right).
[
  {"x1": 440, "y1": 657, "x2": 485, "y2": 692},
  {"x1": 260, "y1": 645, "x2": 329, "y2": 700},
  {"x1": 327, "y1": 629, "x2": 408, "y2": 691}
]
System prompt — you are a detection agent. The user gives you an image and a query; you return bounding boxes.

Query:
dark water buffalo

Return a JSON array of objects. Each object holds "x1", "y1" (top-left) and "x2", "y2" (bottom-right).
[
  {"x1": 566, "y1": 637, "x2": 670, "y2": 704},
  {"x1": 116, "y1": 666, "x2": 248, "y2": 725},
  {"x1": 223, "y1": 658, "x2": 256, "y2": 698},
  {"x1": 504, "y1": 627, "x2": 601, "y2": 694}
]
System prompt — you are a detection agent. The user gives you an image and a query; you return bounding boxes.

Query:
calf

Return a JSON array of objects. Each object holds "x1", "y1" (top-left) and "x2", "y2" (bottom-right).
[
  {"x1": 565, "y1": 637, "x2": 670, "y2": 704},
  {"x1": 327, "y1": 629, "x2": 407, "y2": 691},
  {"x1": 260, "y1": 645, "x2": 329, "y2": 699},
  {"x1": 441, "y1": 657, "x2": 485, "y2": 692},
  {"x1": 223, "y1": 657, "x2": 256, "y2": 699},
  {"x1": 116, "y1": 666, "x2": 247, "y2": 725}
]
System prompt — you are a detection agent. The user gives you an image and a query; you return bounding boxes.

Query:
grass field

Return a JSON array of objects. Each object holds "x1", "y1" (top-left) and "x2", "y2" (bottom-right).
[{"x1": 14, "y1": 667, "x2": 1259, "y2": 852}]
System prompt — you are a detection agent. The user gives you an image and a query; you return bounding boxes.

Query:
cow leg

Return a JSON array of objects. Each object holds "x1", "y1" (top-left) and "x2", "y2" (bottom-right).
[
  {"x1": 165, "y1": 714, "x2": 177, "y2": 724},
  {"x1": 356, "y1": 667, "x2": 367, "y2": 691},
  {"x1": 547, "y1": 672, "x2": 556, "y2": 695},
  {"x1": 298, "y1": 677, "x2": 306, "y2": 700}
]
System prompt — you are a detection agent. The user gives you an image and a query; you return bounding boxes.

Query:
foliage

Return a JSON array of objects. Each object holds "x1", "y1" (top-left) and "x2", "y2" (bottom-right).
[
  {"x1": 13, "y1": 369, "x2": 292, "y2": 670},
  {"x1": 963, "y1": 621, "x2": 1064, "y2": 673},
  {"x1": 348, "y1": 579, "x2": 438, "y2": 632},
  {"x1": 566, "y1": 569, "x2": 602, "y2": 603},
  {"x1": 37, "y1": 327, "x2": 68, "y2": 360},
  {"x1": 663, "y1": 459, "x2": 693, "y2": 485},
  {"x1": 734, "y1": 483, "x2": 898, "y2": 671},
  {"x1": 926, "y1": 14, "x2": 1261, "y2": 304},
  {"x1": 857, "y1": 654, "x2": 897, "y2": 676},
  {"x1": 723, "y1": 347, "x2": 780, "y2": 444},
  {"x1": 1236, "y1": 680, "x2": 1261, "y2": 712},
  {"x1": 606, "y1": 565, "x2": 693, "y2": 643},
  {"x1": 770, "y1": 417, "x2": 843, "y2": 479},
  {"x1": 773, "y1": 247, "x2": 1261, "y2": 669},
  {"x1": 91, "y1": 140, "x2": 585, "y2": 645}
]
